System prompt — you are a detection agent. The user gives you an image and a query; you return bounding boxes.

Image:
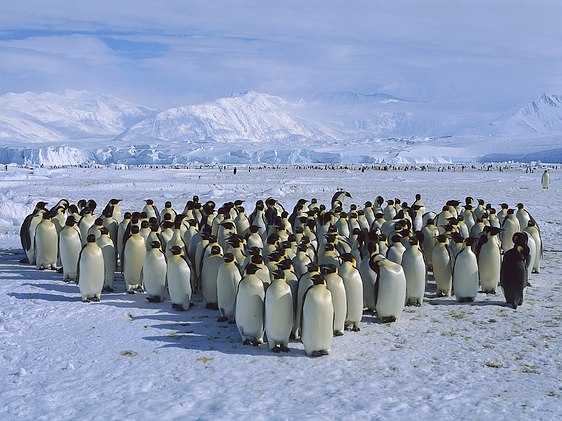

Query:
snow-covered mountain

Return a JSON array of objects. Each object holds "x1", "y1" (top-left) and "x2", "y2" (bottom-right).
[
  {"x1": 0, "y1": 89, "x2": 156, "y2": 143},
  {"x1": 489, "y1": 94, "x2": 562, "y2": 133},
  {"x1": 1, "y1": 89, "x2": 561, "y2": 165},
  {"x1": 119, "y1": 91, "x2": 332, "y2": 143}
]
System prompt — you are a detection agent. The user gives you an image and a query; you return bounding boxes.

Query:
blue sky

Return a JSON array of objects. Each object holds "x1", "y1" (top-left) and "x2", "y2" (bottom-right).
[{"x1": 1, "y1": 0, "x2": 561, "y2": 118}]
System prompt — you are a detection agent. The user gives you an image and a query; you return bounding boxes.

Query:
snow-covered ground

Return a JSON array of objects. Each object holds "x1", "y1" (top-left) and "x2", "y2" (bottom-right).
[{"x1": 0, "y1": 164, "x2": 560, "y2": 420}]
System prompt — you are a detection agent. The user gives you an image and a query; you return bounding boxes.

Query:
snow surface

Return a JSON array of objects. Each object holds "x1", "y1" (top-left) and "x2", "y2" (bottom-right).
[{"x1": 0, "y1": 164, "x2": 560, "y2": 420}]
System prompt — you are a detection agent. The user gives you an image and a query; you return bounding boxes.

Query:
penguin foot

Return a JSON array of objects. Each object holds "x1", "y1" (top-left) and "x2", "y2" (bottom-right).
[
  {"x1": 526, "y1": 282, "x2": 532, "y2": 287},
  {"x1": 205, "y1": 303, "x2": 218, "y2": 310},
  {"x1": 243, "y1": 339, "x2": 252, "y2": 346},
  {"x1": 19, "y1": 257, "x2": 29, "y2": 264},
  {"x1": 172, "y1": 303, "x2": 186, "y2": 311},
  {"x1": 381, "y1": 316, "x2": 397, "y2": 323},
  {"x1": 127, "y1": 290, "x2": 135, "y2": 294},
  {"x1": 56, "y1": 267, "x2": 64, "y2": 273},
  {"x1": 217, "y1": 316, "x2": 228, "y2": 322},
  {"x1": 146, "y1": 296, "x2": 162, "y2": 303},
  {"x1": 334, "y1": 331, "x2": 344, "y2": 337},
  {"x1": 91, "y1": 296, "x2": 100, "y2": 302},
  {"x1": 251, "y1": 339, "x2": 261, "y2": 347},
  {"x1": 103, "y1": 286, "x2": 114, "y2": 293},
  {"x1": 189, "y1": 302, "x2": 195, "y2": 309},
  {"x1": 310, "y1": 350, "x2": 329, "y2": 357},
  {"x1": 352, "y1": 326, "x2": 361, "y2": 332},
  {"x1": 82, "y1": 298, "x2": 90, "y2": 303},
  {"x1": 280, "y1": 345, "x2": 290, "y2": 352},
  {"x1": 271, "y1": 345, "x2": 282, "y2": 353}
]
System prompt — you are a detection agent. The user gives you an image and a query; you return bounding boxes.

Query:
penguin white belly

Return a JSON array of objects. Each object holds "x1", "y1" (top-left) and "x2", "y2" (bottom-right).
[
  {"x1": 35, "y1": 222, "x2": 58, "y2": 270},
  {"x1": 375, "y1": 264, "x2": 406, "y2": 322},
  {"x1": 217, "y1": 264, "x2": 241, "y2": 321},
  {"x1": 340, "y1": 266, "x2": 363, "y2": 330},
  {"x1": 97, "y1": 237, "x2": 116, "y2": 290},
  {"x1": 302, "y1": 287, "x2": 333, "y2": 356},
  {"x1": 265, "y1": 280, "x2": 293, "y2": 351},
  {"x1": 59, "y1": 229, "x2": 82, "y2": 281},
  {"x1": 453, "y1": 248, "x2": 479, "y2": 302},
  {"x1": 525, "y1": 235, "x2": 537, "y2": 274},
  {"x1": 79, "y1": 247, "x2": 104, "y2": 301},
  {"x1": 402, "y1": 248, "x2": 426, "y2": 306},
  {"x1": 167, "y1": 257, "x2": 192, "y2": 310},
  {"x1": 123, "y1": 237, "x2": 147, "y2": 292},
  {"x1": 478, "y1": 242, "x2": 501, "y2": 294},
  {"x1": 432, "y1": 246, "x2": 452, "y2": 297},
  {"x1": 201, "y1": 258, "x2": 222, "y2": 307},
  {"x1": 143, "y1": 250, "x2": 167, "y2": 302},
  {"x1": 235, "y1": 276, "x2": 265, "y2": 344}
]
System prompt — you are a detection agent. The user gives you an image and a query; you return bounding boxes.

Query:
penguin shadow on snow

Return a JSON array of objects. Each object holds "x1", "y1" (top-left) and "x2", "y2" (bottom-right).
[{"x1": 136, "y1": 304, "x2": 303, "y2": 357}]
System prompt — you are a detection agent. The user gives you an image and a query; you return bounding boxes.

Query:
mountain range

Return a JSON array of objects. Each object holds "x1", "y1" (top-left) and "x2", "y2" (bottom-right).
[{"x1": 1, "y1": 90, "x2": 561, "y2": 165}]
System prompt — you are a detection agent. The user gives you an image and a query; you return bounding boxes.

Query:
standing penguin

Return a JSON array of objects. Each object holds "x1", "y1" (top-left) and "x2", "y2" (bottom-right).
[
  {"x1": 235, "y1": 263, "x2": 265, "y2": 346},
  {"x1": 541, "y1": 169, "x2": 550, "y2": 189},
  {"x1": 142, "y1": 240, "x2": 167, "y2": 303},
  {"x1": 500, "y1": 243, "x2": 529, "y2": 309},
  {"x1": 338, "y1": 253, "x2": 363, "y2": 331},
  {"x1": 293, "y1": 262, "x2": 319, "y2": 339},
  {"x1": 20, "y1": 201, "x2": 48, "y2": 264},
  {"x1": 452, "y1": 238, "x2": 479, "y2": 302},
  {"x1": 265, "y1": 269, "x2": 293, "y2": 352},
  {"x1": 322, "y1": 264, "x2": 347, "y2": 336},
  {"x1": 35, "y1": 213, "x2": 58, "y2": 270},
  {"x1": 59, "y1": 216, "x2": 82, "y2": 282},
  {"x1": 501, "y1": 210, "x2": 521, "y2": 252},
  {"x1": 96, "y1": 227, "x2": 116, "y2": 292},
  {"x1": 371, "y1": 255, "x2": 406, "y2": 323},
  {"x1": 432, "y1": 235, "x2": 453, "y2": 297},
  {"x1": 402, "y1": 237, "x2": 426, "y2": 306},
  {"x1": 301, "y1": 273, "x2": 334, "y2": 357},
  {"x1": 217, "y1": 253, "x2": 242, "y2": 322},
  {"x1": 477, "y1": 227, "x2": 502, "y2": 294},
  {"x1": 123, "y1": 225, "x2": 147, "y2": 293},
  {"x1": 167, "y1": 245, "x2": 192, "y2": 311},
  {"x1": 77, "y1": 234, "x2": 105, "y2": 302},
  {"x1": 524, "y1": 221, "x2": 542, "y2": 274}
]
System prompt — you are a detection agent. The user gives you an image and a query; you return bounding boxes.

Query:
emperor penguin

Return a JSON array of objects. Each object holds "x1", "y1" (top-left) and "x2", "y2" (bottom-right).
[
  {"x1": 432, "y1": 235, "x2": 453, "y2": 297},
  {"x1": 77, "y1": 234, "x2": 104, "y2": 302},
  {"x1": 331, "y1": 190, "x2": 352, "y2": 211},
  {"x1": 265, "y1": 269, "x2": 293, "y2": 352},
  {"x1": 322, "y1": 264, "x2": 347, "y2": 336},
  {"x1": 20, "y1": 201, "x2": 48, "y2": 264},
  {"x1": 301, "y1": 273, "x2": 334, "y2": 357},
  {"x1": 142, "y1": 199, "x2": 159, "y2": 224},
  {"x1": 293, "y1": 262, "x2": 319, "y2": 339},
  {"x1": 452, "y1": 238, "x2": 479, "y2": 302},
  {"x1": 123, "y1": 225, "x2": 147, "y2": 293},
  {"x1": 217, "y1": 253, "x2": 242, "y2": 322},
  {"x1": 234, "y1": 206, "x2": 250, "y2": 236},
  {"x1": 201, "y1": 245, "x2": 223, "y2": 309},
  {"x1": 167, "y1": 245, "x2": 192, "y2": 311},
  {"x1": 386, "y1": 234, "x2": 406, "y2": 265},
  {"x1": 246, "y1": 225, "x2": 264, "y2": 250},
  {"x1": 524, "y1": 221, "x2": 542, "y2": 273},
  {"x1": 142, "y1": 240, "x2": 167, "y2": 303},
  {"x1": 358, "y1": 244, "x2": 379, "y2": 312},
  {"x1": 78, "y1": 208, "x2": 96, "y2": 246},
  {"x1": 58, "y1": 215, "x2": 82, "y2": 282},
  {"x1": 338, "y1": 253, "x2": 363, "y2": 331},
  {"x1": 235, "y1": 263, "x2": 265, "y2": 346},
  {"x1": 421, "y1": 219, "x2": 439, "y2": 268},
  {"x1": 116, "y1": 212, "x2": 132, "y2": 265},
  {"x1": 160, "y1": 201, "x2": 177, "y2": 222},
  {"x1": 106, "y1": 198, "x2": 123, "y2": 223},
  {"x1": 371, "y1": 255, "x2": 406, "y2": 323},
  {"x1": 402, "y1": 237, "x2": 426, "y2": 306},
  {"x1": 477, "y1": 226, "x2": 502, "y2": 294},
  {"x1": 515, "y1": 203, "x2": 532, "y2": 231},
  {"x1": 501, "y1": 209, "x2": 521, "y2": 252},
  {"x1": 541, "y1": 169, "x2": 550, "y2": 189},
  {"x1": 500, "y1": 242, "x2": 529, "y2": 309},
  {"x1": 34, "y1": 212, "x2": 58, "y2": 270},
  {"x1": 96, "y1": 227, "x2": 116, "y2": 292}
]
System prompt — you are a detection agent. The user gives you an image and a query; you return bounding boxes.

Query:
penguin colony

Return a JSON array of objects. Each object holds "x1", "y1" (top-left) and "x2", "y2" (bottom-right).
[{"x1": 19, "y1": 192, "x2": 543, "y2": 356}]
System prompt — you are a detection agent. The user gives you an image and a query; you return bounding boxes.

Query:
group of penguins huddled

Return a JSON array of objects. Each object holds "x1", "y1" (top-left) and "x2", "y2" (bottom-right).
[{"x1": 20, "y1": 191, "x2": 542, "y2": 357}]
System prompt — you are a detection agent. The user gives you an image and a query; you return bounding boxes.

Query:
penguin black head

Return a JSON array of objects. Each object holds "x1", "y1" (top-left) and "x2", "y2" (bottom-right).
[
  {"x1": 141, "y1": 220, "x2": 151, "y2": 229},
  {"x1": 489, "y1": 227, "x2": 502, "y2": 236},
  {"x1": 306, "y1": 262, "x2": 319, "y2": 273},
  {"x1": 164, "y1": 201, "x2": 172, "y2": 208},
  {"x1": 268, "y1": 251, "x2": 282, "y2": 262},
  {"x1": 426, "y1": 218, "x2": 435, "y2": 225},
  {"x1": 436, "y1": 234, "x2": 448, "y2": 243},
  {"x1": 94, "y1": 218, "x2": 103, "y2": 226},
  {"x1": 130, "y1": 225, "x2": 140, "y2": 235},
  {"x1": 123, "y1": 212, "x2": 132, "y2": 219},
  {"x1": 145, "y1": 199, "x2": 154, "y2": 205},
  {"x1": 368, "y1": 255, "x2": 382, "y2": 274},
  {"x1": 244, "y1": 263, "x2": 260, "y2": 275},
  {"x1": 311, "y1": 273, "x2": 325, "y2": 285},
  {"x1": 365, "y1": 201, "x2": 373, "y2": 208},
  {"x1": 516, "y1": 203, "x2": 524, "y2": 209},
  {"x1": 500, "y1": 203, "x2": 509, "y2": 209},
  {"x1": 340, "y1": 253, "x2": 355, "y2": 264},
  {"x1": 99, "y1": 226, "x2": 109, "y2": 236},
  {"x1": 87, "y1": 234, "x2": 96, "y2": 243},
  {"x1": 409, "y1": 236, "x2": 419, "y2": 246},
  {"x1": 223, "y1": 253, "x2": 235, "y2": 263},
  {"x1": 251, "y1": 254, "x2": 264, "y2": 265},
  {"x1": 150, "y1": 240, "x2": 161, "y2": 249},
  {"x1": 170, "y1": 246, "x2": 182, "y2": 256},
  {"x1": 512, "y1": 232, "x2": 528, "y2": 247},
  {"x1": 321, "y1": 264, "x2": 338, "y2": 275},
  {"x1": 210, "y1": 245, "x2": 222, "y2": 256},
  {"x1": 391, "y1": 234, "x2": 402, "y2": 243},
  {"x1": 279, "y1": 258, "x2": 293, "y2": 271},
  {"x1": 36, "y1": 201, "x2": 48, "y2": 209},
  {"x1": 103, "y1": 208, "x2": 113, "y2": 218},
  {"x1": 109, "y1": 198, "x2": 121, "y2": 205},
  {"x1": 65, "y1": 216, "x2": 76, "y2": 226},
  {"x1": 464, "y1": 237, "x2": 478, "y2": 247},
  {"x1": 249, "y1": 225, "x2": 260, "y2": 234},
  {"x1": 272, "y1": 269, "x2": 285, "y2": 280}
]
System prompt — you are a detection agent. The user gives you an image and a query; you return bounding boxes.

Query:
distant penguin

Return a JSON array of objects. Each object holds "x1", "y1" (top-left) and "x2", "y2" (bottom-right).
[
  {"x1": 167, "y1": 246, "x2": 192, "y2": 311},
  {"x1": 477, "y1": 226, "x2": 502, "y2": 294},
  {"x1": 142, "y1": 240, "x2": 167, "y2": 303},
  {"x1": 402, "y1": 237, "x2": 426, "y2": 306},
  {"x1": 301, "y1": 273, "x2": 334, "y2": 357},
  {"x1": 123, "y1": 225, "x2": 147, "y2": 293},
  {"x1": 541, "y1": 169, "x2": 550, "y2": 189},
  {"x1": 77, "y1": 234, "x2": 104, "y2": 302},
  {"x1": 217, "y1": 253, "x2": 242, "y2": 322},
  {"x1": 59, "y1": 216, "x2": 82, "y2": 282},
  {"x1": 338, "y1": 253, "x2": 363, "y2": 331},
  {"x1": 322, "y1": 264, "x2": 347, "y2": 336},
  {"x1": 452, "y1": 238, "x2": 479, "y2": 302},
  {"x1": 35, "y1": 213, "x2": 58, "y2": 270},
  {"x1": 371, "y1": 255, "x2": 406, "y2": 323},
  {"x1": 432, "y1": 235, "x2": 453, "y2": 297},
  {"x1": 235, "y1": 263, "x2": 265, "y2": 346},
  {"x1": 96, "y1": 227, "x2": 116, "y2": 292},
  {"x1": 265, "y1": 269, "x2": 293, "y2": 352},
  {"x1": 500, "y1": 244, "x2": 529, "y2": 309}
]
